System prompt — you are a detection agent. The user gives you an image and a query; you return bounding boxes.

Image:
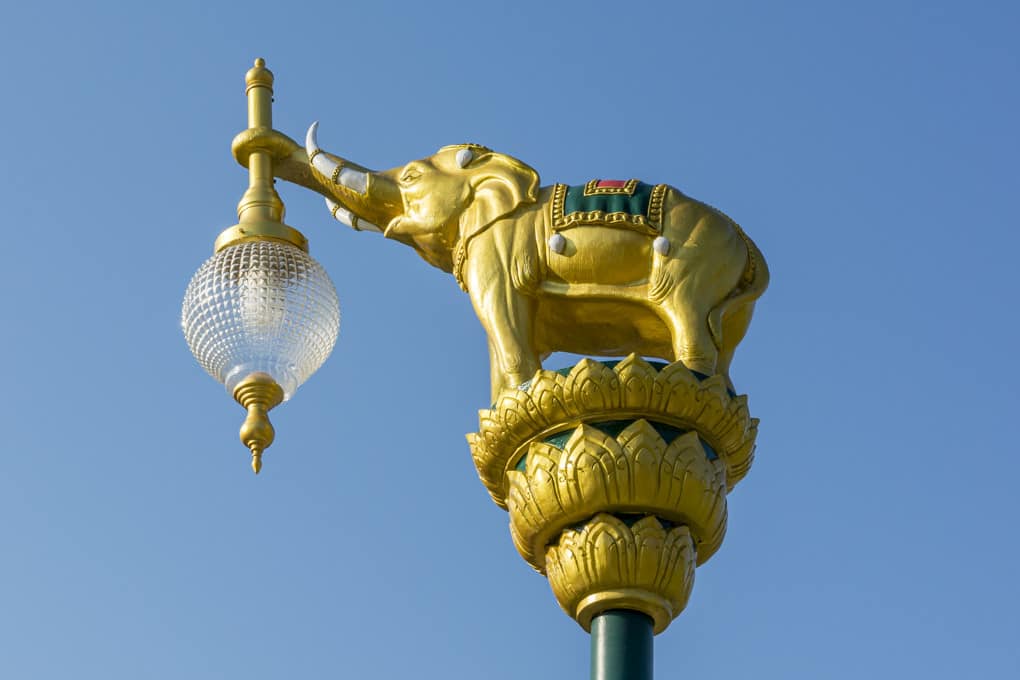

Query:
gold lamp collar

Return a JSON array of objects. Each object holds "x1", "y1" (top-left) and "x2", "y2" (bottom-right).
[{"x1": 215, "y1": 58, "x2": 308, "y2": 253}]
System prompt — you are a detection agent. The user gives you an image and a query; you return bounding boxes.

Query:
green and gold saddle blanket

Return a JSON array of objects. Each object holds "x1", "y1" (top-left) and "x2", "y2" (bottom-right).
[{"x1": 551, "y1": 180, "x2": 669, "y2": 235}]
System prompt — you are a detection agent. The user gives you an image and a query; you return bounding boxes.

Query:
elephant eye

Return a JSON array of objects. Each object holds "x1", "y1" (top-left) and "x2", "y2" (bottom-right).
[{"x1": 400, "y1": 168, "x2": 422, "y2": 184}]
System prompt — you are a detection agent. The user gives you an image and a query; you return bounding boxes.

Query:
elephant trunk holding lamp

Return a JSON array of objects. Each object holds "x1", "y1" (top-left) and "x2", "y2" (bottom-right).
[{"x1": 249, "y1": 110, "x2": 767, "y2": 649}]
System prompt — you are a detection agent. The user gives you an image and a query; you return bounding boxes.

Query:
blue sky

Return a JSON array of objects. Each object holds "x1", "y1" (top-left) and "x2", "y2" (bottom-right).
[{"x1": 1, "y1": 1, "x2": 1017, "y2": 678}]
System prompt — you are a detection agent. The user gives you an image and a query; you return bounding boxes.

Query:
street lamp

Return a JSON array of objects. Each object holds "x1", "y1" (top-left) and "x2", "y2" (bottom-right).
[
  {"x1": 181, "y1": 59, "x2": 339, "y2": 474},
  {"x1": 183, "y1": 58, "x2": 768, "y2": 680}
]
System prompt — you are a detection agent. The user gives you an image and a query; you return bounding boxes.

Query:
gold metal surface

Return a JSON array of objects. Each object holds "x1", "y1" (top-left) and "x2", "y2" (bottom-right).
[
  {"x1": 466, "y1": 356, "x2": 757, "y2": 634},
  {"x1": 546, "y1": 514, "x2": 696, "y2": 634},
  {"x1": 232, "y1": 372, "x2": 284, "y2": 474},
  {"x1": 467, "y1": 355, "x2": 758, "y2": 508},
  {"x1": 231, "y1": 127, "x2": 304, "y2": 167},
  {"x1": 213, "y1": 221, "x2": 308, "y2": 252},
  {"x1": 283, "y1": 138, "x2": 769, "y2": 402},
  {"x1": 507, "y1": 420, "x2": 727, "y2": 571},
  {"x1": 215, "y1": 58, "x2": 307, "y2": 253}
]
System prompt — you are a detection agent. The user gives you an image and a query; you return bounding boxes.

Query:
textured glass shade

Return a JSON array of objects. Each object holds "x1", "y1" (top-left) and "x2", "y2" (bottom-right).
[{"x1": 182, "y1": 240, "x2": 339, "y2": 400}]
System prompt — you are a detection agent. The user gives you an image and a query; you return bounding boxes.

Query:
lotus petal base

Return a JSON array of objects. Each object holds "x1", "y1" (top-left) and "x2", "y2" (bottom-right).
[
  {"x1": 468, "y1": 355, "x2": 758, "y2": 509},
  {"x1": 466, "y1": 356, "x2": 759, "y2": 634},
  {"x1": 546, "y1": 514, "x2": 696, "y2": 634}
]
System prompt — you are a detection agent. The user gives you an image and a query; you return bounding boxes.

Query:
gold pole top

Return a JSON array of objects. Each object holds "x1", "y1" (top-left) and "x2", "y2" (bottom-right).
[{"x1": 245, "y1": 57, "x2": 274, "y2": 93}]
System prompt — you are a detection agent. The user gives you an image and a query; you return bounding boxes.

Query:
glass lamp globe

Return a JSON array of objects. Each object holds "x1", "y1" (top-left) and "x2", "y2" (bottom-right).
[{"x1": 182, "y1": 239, "x2": 340, "y2": 400}]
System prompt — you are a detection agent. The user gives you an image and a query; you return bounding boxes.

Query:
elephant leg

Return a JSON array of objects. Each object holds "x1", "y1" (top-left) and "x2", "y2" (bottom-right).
[
  {"x1": 486, "y1": 301, "x2": 540, "y2": 400},
  {"x1": 667, "y1": 304, "x2": 719, "y2": 377},
  {"x1": 468, "y1": 280, "x2": 540, "y2": 402},
  {"x1": 488, "y1": 339, "x2": 504, "y2": 405},
  {"x1": 715, "y1": 300, "x2": 755, "y2": 392}
]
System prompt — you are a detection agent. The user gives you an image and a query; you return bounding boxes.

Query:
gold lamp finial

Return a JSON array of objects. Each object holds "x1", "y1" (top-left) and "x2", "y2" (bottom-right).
[
  {"x1": 233, "y1": 372, "x2": 285, "y2": 474},
  {"x1": 245, "y1": 57, "x2": 273, "y2": 92}
]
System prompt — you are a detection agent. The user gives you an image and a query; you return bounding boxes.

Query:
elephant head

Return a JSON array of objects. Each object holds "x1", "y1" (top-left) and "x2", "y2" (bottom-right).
[{"x1": 305, "y1": 124, "x2": 540, "y2": 272}]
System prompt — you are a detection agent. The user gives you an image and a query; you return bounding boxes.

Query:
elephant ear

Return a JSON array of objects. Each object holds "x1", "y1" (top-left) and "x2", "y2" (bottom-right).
[{"x1": 459, "y1": 152, "x2": 540, "y2": 240}]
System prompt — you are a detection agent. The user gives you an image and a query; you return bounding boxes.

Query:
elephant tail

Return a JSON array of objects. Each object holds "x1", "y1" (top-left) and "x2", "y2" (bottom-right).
[{"x1": 707, "y1": 224, "x2": 770, "y2": 348}]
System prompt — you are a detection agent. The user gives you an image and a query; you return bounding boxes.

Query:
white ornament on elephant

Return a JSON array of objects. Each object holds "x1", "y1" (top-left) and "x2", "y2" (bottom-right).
[{"x1": 456, "y1": 148, "x2": 474, "y2": 168}]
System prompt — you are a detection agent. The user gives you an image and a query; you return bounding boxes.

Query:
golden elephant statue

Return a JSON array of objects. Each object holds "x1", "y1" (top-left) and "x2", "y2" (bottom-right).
[{"x1": 269, "y1": 124, "x2": 769, "y2": 402}]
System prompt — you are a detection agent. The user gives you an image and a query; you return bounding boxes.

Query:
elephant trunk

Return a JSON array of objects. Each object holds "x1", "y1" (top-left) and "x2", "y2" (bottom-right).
[{"x1": 305, "y1": 122, "x2": 402, "y2": 233}]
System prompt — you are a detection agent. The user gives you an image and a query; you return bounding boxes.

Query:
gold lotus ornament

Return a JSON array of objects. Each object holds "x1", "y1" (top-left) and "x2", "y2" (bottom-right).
[
  {"x1": 469, "y1": 355, "x2": 757, "y2": 506},
  {"x1": 546, "y1": 514, "x2": 696, "y2": 634},
  {"x1": 506, "y1": 420, "x2": 727, "y2": 571},
  {"x1": 467, "y1": 356, "x2": 757, "y2": 634}
]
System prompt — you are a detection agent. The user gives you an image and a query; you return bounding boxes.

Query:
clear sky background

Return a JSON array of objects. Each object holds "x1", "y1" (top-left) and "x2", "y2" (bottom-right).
[{"x1": 1, "y1": 1, "x2": 1017, "y2": 678}]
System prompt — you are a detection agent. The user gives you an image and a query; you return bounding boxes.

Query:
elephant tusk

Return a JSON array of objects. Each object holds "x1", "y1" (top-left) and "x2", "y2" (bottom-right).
[
  {"x1": 304, "y1": 120, "x2": 320, "y2": 157},
  {"x1": 325, "y1": 197, "x2": 352, "y2": 226},
  {"x1": 325, "y1": 197, "x2": 381, "y2": 233},
  {"x1": 653, "y1": 236, "x2": 671, "y2": 256},
  {"x1": 456, "y1": 148, "x2": 474, "y2": 168},
  {"x1": 305, "y1": 121, "x2": 369, "y2": 195},
  {"x1": 548, "y1": 233, "x2": 566, "y2": 254},
  {"x1": 337, "y1": 166, "x2": 368, "y2": 194},
  {"x1": 305, "y1": 121, "x2": 335, "y2": 177}
]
